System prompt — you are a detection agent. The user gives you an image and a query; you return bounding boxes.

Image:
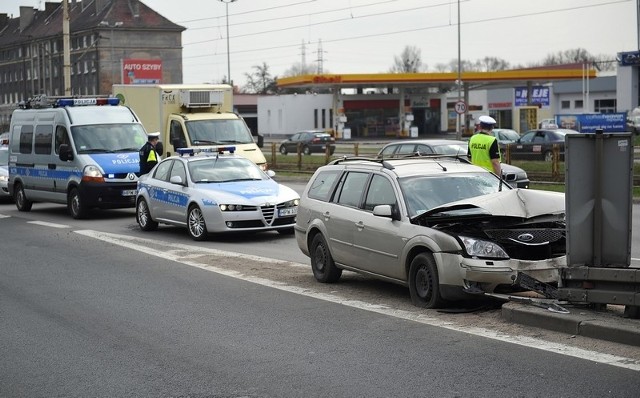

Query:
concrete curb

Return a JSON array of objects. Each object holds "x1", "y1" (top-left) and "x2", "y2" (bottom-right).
[{"x1": 501, "y1": 302, "x2": 640, "y2": 347}]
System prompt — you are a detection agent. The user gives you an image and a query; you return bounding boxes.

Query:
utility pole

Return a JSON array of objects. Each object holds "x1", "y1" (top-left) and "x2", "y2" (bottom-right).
[
  {"x1": 219, "y1": 0, "x2": 237, "y2": 86},
  {"x1": 62, "y1": 0, "x2": 71, "y2": 95},
  {"x1": 456, "y1": 0, "x2": 462, "y2": 140}
]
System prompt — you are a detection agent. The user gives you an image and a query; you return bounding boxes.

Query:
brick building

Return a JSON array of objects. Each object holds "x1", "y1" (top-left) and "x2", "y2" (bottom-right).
[{"x1": 0, "y1": 0, "x2": 185, "y2": 130}]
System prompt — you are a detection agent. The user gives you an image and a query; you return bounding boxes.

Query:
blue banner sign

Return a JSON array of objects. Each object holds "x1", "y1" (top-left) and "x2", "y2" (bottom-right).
[
  {"x1": 618, "y1": 51, "x2": 640, "y2": 66},
  {"x1": 555, "y1": 113, "x2": 627, "y2": 133},
  {"x1": 514, "y1": 86, "x2": 550, "y2": 107}
]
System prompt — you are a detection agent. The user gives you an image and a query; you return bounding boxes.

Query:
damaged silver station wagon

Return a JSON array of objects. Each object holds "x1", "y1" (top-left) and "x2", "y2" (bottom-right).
[{"x1": 294, "y1": 156, "x2": 566, "y2": 308}]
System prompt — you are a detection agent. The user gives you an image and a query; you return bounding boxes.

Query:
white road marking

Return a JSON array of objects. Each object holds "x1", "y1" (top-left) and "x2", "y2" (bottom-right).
[
  {"x1": 28, "y1": 221, "x2": 70, "y2": 229},
  {"x1": 75, "y1": 229, "x2": 640, "y2": 372},
  {"x1": 0, "y1": 214, "x2": 10, "y2": 219}
]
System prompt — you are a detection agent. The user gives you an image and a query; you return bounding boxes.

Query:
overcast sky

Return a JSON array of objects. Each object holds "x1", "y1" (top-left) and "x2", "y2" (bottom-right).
[{"x1": 2, "y1": 0, "x2": 637, "y2": 88}]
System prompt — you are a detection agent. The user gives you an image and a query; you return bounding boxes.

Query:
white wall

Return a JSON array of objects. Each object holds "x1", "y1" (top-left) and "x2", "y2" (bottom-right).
[
  {"x1": 617, "y1": 65, "x2": 639, "y2": 112},
  {"x1": 258, "y1": 93, "x2": 333, "y2": 137}
]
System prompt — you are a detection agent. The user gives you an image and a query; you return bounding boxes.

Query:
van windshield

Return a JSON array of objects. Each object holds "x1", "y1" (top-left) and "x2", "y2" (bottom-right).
[
  {"x1": 71, "y1": 124, "x2": 148, "y2": 154},
  {"x1": 186, "y1": 119, "x2": 254, "y2": 145}
]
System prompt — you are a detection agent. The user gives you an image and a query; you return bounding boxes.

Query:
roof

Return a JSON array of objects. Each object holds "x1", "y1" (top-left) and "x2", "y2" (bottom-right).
[{"x1": 0, "y1": 0, "x2": 184, "y2": 47}]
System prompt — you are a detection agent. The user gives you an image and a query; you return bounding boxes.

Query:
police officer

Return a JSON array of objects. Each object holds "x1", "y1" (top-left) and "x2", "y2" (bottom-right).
[
  {"x1": 467, "y1": 115, "x2": 501, "y2": 176},
  {"x1": 139, "y1": 132, "x2": 161, "y2": 174}
]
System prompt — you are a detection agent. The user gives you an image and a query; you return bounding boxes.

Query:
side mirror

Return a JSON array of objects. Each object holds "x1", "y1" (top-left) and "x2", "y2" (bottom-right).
[
  {"x1": 256, "y1": 134, "x2": 264, "y2": 148},
  {"x1": 156, "y1": 141, "x2": 164, "y2": 156},
  {"x1": 59, "y1": 144, "x2": 73, "y2": 161},
  {"x1": 169, "y1": 175, "x2": 184, "y2": 185},
  {"x1": 373, "y1": 204, "x2": 393, "y2": 218},
  {"x1": 266, "y1": 169, "x2": 276, "y2": 178}
]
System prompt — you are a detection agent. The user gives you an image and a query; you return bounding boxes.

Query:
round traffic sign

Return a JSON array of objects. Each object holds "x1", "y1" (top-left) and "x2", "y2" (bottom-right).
[{"x1": 454, "y1": 100, "x2": 467, "y2": 114}]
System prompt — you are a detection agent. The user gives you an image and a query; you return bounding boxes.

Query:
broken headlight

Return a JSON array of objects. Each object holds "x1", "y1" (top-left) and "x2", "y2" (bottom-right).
[{"x1": 459, "y1": 235, "x2": 509, "y2": 259}]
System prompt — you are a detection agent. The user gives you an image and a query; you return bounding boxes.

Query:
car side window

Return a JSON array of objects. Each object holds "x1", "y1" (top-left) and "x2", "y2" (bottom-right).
[
  {"x1": 416, "y1": 144, "x2": 434, "y2": 154},
  {"x1": 153, "y1": 160, "x2": 172, "y2": 182},
  {"x1": 533, "y1": 132, "x2": 546, "y2": 143},
  {"x1": 336, "y1": 171, "x2": 369, "y2": 208},
  {"x1": 170, "y1": 160, "x2": 186, "y2": 183},
  {"x1": 520, "y1": 132, "x2": 534, "y2": 143},
  {"x1": 379, "y1": 145, "x2": 397, "y2": 157},
  {"x1": 291, "y1": 133, "x2": 301, "y2": 141},
  {"x1": 364, "y1": 174, "x2": 396, "y2": 211},
  {"x1": 307, "y1": 170, "x2": 340, "y2": 201}
]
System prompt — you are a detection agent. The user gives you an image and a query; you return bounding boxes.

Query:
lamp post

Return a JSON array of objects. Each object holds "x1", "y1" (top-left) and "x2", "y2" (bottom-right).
[{"x1": 219, "y1": 0, "x2": 237, "y2": 86}]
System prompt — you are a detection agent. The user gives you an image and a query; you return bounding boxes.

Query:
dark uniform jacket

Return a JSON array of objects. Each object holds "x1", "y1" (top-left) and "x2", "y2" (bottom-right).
[{"x1": 139, "y1": 142, "x2": 159, "y2": 174}]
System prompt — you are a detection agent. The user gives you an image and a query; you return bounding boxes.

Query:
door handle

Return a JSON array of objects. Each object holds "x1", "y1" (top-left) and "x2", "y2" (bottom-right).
[
  {"x1": 323, "y1": 211, "x2": 330, "y2": 220},
  {"x1": 355, "y1": 221, "x2": 364, "y2": 229}
]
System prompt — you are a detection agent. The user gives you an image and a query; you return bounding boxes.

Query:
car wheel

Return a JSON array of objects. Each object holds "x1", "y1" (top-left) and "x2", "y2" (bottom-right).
[
  {"x1": 310, "y1": 233, "x2": 342, "y2": 283},
  {"x1": 408, "y1": 253, "x2": 446, "y2": 309},
  {"x1": 136, "y1": 198, "x2": 158, "y2": 231},
  {"x1": 14, "y1": 182, "x2": 32, "y2": 212},
  {"x1": 543, "y1": 150, "x2": 553, "y2": 162},
  {"x1": 68, "y1": 187, "x2": 88, "y2": 219},
  {"x1": 279, "y1": 145, "x2": 288, "y2": 155},
  {"x1": 303, "y1": 145, "x2": 311, "y2": 155},
  {"x1": 188, "y1": 204, "x2": 209, "y2": 241},
  {"x1": 277, "y1": 227, "x2": 295, "y2": 235}
]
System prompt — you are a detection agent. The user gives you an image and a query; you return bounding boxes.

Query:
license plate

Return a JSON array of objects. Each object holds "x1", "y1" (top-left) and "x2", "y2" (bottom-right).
[
  {"x1": 122, "y1": 189, "x2": 137, "y2": 196},
  {"x1": 279, "y1": 207, "x2": 298, "y2": 217}
]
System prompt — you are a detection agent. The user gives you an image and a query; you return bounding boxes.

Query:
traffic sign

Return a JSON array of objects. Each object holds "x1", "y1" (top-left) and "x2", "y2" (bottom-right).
[{"x1": 454, "y1": 100, "x2": 467, "y2": 114}]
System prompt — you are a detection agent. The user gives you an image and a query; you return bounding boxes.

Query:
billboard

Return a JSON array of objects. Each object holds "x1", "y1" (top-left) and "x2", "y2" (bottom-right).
[
  {"x1": 122, "y1": 59, "x2": 162, "y2": 84},
  {"x1": 555, "y1": 113, "x2": 627, "y2": 133},
  {"x1": 514, "y1": 86, "x2": 550, "y2": 107}
]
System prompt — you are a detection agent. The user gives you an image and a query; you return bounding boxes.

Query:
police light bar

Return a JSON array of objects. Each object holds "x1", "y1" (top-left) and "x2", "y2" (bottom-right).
[
  {"x1": 56, "y1": 97, "x2": 120, "y2": 107},
  {"x1": 176, "y1": 146, "x2": 236, "y2": 156}
]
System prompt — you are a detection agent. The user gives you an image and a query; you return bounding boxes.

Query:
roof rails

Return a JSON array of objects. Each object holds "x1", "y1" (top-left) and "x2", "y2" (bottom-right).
[
  {"x1": 18, "y1": 95, "x2": 120, "y2": 109},
  {"x1": 329, "y1": 156, "x2": 396, "y2": 170},
  {"x1": 380, "y1": 152, "x2": 472, "y2": 164}
]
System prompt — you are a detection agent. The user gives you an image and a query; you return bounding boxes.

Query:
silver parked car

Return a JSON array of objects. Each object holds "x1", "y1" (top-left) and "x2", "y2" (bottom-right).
[
  {"x1": 295, "y1": 156, "x2": 566, "y2": 308},
  {"x1": 377, "y1": 139, "x2": 529, "y2": 188},
  {"x1": 136, "y1": 147, "x2": 300, "y2": 240},
  {"x1": 0, "y1": 145, "x2": 10, "y2": 201}
]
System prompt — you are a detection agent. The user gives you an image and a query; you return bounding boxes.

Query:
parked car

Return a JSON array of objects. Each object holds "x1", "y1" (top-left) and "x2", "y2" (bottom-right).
[
  {"x1": 294, "y1": 156, "x2": 566, "y2": 308},
  {"x1": 490, "y1": 128, "x2": 520, "y2": 145},
  {"x1": 377, "y1": 139, "x2": 529, "y2": 188},
  {"x1": 0, "y1": 144, "x2": 10, "y2": 201},
  {"x1": 279, "y1": 130, "x2": 335, "y2": 155},
  {"x1": 507, "y1": 129, "x2": 580, "y2": 162},
  {"x1": 136, "y1": 146, "x2": 300, "y2": 240},
  {"x1": 626, "y1": 115, "x2": 640, "y2": 135}
]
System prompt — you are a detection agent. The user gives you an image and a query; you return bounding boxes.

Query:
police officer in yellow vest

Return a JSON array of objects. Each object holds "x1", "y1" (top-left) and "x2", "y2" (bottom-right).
[
  {"x1": 467, "y1": 115, "x2": 501, "y2": 176},
  {"x1": 139, "y1": 132, "x2": 161, "y2": 174}
]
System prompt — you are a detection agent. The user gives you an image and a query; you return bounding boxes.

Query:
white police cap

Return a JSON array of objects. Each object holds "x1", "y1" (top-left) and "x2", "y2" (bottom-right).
[
  {"x1": 147, "y1": 131, "x2": 161, "y2": 139},
  {"x1": 478, "y1": 115, "x2": 496, "y2": 125}
]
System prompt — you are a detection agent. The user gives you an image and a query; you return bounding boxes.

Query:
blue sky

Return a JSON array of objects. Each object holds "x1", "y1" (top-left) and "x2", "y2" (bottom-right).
[{"x1": 2, "y1": 0, "x2": 636, "y2": 86}]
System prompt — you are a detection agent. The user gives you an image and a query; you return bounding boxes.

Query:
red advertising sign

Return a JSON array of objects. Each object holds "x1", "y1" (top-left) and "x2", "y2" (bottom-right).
[{"x1": 121, "y1": 59, "x2": 162, "y2": 84}]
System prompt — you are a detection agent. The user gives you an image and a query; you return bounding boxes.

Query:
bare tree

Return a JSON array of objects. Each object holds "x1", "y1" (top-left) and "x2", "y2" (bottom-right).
[
  {"x1": 390, "y1": 45, "x2": 424, "y2": 73},
  {"x1": 242, "y1": 62, "x2": 278, "y2": 94},
  {"x1": 282, "y1": 62, "x2": 318, "y2": 77}
]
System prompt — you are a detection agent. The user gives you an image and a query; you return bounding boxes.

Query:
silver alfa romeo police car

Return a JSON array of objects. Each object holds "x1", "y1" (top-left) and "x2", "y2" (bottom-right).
[{"x1": 136, "y1": 147, "x2": 299, "y2": 240}]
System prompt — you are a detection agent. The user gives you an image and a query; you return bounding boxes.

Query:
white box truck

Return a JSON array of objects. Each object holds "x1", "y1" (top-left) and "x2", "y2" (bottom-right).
[{"x1": 113, "y1": 84, "x2": 267, "y2": 169}]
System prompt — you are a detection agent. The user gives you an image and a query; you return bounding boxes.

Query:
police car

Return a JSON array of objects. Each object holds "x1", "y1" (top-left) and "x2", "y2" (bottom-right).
[{"x1": 136, "y1": 146, "x2": 300, "y2": 240}]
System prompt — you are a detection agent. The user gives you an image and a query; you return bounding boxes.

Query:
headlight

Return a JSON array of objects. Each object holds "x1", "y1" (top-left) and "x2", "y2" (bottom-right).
[
  {"x1": 219, "y1": 204, "x2": 246, "y2": 211},
  {"x1": 0, "y1": 175, "x2": 8, "y2": 182},
  {"x1": 81, "y1": 165, "x2": 105, "y2": 183},
  {"x1": 459, "y1": 235, "x2": 509, "y2": 259},
  {"x1": 282, "y1": 199, "x2": 299, "y2": 207}
]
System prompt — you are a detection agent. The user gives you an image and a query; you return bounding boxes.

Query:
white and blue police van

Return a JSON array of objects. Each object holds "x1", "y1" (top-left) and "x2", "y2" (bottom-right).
[{"x1": 8, "y1": 96, "x2": 149, "y2": 218}]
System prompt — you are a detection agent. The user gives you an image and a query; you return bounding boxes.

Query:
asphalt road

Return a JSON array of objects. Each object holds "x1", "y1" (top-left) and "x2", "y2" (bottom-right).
[{"x1": 2, "y1": 215, "x2": 640, "y2": 397}]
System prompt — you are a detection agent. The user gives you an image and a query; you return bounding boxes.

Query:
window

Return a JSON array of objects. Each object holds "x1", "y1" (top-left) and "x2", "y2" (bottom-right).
[
  {"x1": 574, "y1": 100, "x2": 583, "y2": 109},
  {"x1": 153, "y1": 160, "x2": 172, "y2": 182},
  {"x1": 307, "y1": 170, "x2": 340, "y2": 201},
  {"x1": 336, "y1": 171, "x2": 369, "y2": 208},
  {"x1": 170, "y1": 161, "x2": 186, "y2": 183},
  {"x1": 314, "y1": 109, "x2": 318, "y2": 129},
  {"x1": 19, "y1": 125, "x2": 34, "y2": 154},
  {"x1": 594, "y1": 99, "x2": 616, "y2": 114},
  {"x1": 34, "y1": 125, "x2": 53, "y2": 154},
  {"x1": 561, "y1": 100, "x2": 570, "y2": 109},
  {"x1": 364, "y1": 175, "x2": 396, "y2": 211},
  {"x1": 322, "y1": 109, "x2": 326, "y2": 128},
  {"x1": 55, "y1": 126, "x2": 70, "y2": 154}
]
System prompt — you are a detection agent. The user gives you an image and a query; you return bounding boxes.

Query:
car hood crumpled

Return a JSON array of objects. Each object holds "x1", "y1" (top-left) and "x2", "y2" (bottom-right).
[{"x1": 415, "y1": 188, "x2": 565, "y2": 222}]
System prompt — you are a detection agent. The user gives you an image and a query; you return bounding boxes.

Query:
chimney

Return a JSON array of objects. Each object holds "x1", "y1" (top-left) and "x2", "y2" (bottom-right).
[
  {"x1": 19, "y1": 6, "x2": 35, "y2": 32},
  {"x1": 0, "y1": 14, "x2": 8, "y2": 31}
]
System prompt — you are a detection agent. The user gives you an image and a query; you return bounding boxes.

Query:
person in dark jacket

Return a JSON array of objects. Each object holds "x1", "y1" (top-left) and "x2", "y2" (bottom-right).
[{"x1": 139, "y1": 132, "x2": 161, "y2": 174}]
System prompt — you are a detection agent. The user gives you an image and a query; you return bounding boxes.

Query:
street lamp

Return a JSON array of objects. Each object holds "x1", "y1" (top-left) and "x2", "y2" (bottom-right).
[{"x1": 219, "y1": 0, "x2": 237, "y2": 86}]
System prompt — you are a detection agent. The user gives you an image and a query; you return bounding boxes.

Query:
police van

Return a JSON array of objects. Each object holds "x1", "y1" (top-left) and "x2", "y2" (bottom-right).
[{"x1": 8, "y1": 96, "x2": 148, "y2": 218}]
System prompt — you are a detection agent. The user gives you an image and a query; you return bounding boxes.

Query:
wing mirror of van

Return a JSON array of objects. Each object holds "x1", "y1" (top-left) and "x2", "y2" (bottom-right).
[
  {"x1": 255, "y1": 134, "x2": 264, "y2": 148},
  {"x1": 59, "y1": 144, "x2": 74, "y2": 161}
]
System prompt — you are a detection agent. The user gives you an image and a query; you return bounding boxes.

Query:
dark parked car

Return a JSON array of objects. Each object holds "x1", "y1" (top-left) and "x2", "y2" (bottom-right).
[
  {"x1": 507, "y1": 129, "x2": 580, "y2": 162},
  {"x1": 377, "y1": 139, "x2": 530, "y2": 188},
  {"x1": 490, "y1": 128, "x2": 520, "y2": 145},
  {"x1": 279, "y1": 130, "x2": 335, "y2": 155}
]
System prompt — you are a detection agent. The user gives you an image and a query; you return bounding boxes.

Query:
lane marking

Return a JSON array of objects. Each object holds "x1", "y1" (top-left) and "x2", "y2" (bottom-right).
[
  {"x1": 75, "y1": 229, "x2": 640, "y2": 372},
  {"x1": 28, "y1": 221, "x2": 71, "y2": 229},
  {"x1": 0, "y1": 214, "x2": 10, "y2": 219}
]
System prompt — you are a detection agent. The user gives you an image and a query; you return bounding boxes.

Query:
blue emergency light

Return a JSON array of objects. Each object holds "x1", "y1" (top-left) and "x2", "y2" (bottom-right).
[{"x1": 56, "y1": 97, "x2": 120, "y2": 107}]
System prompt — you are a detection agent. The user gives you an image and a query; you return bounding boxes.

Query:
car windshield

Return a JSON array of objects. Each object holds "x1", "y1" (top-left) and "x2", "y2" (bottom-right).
[
  {"x1": 430, "y1": 143, "x2": 467, "y2": 155},
  {"x1": 188, "y1": 157, "x2": 267, "y2": 183},
  {"x1": 495, "y1": 130, "x2": 520, "y2": 141},
  {"x1": 399, "y1": 172, "x2": 507, "y2": 218},
  {"x1": 71, "y1": 124, "x2": 148, "y2": 154},
  {"x1": 186, "y1": 119, "x2": 254, "y2": 145}
]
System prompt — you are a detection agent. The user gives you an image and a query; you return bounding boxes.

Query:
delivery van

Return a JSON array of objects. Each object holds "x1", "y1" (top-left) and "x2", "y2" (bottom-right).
[{"x1": 8, "y1": 96, "x2": 148, "y2": 219}]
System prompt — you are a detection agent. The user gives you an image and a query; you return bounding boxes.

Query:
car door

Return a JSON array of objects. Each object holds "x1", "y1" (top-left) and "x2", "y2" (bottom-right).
[
  {"x1": 352, "y1": 174, "x2": 406, "y2": 279},
  {"x1": 287, "y1": 133, "x2": 301, "y2": 153},
  {"x1": 326, "y1": 170, "x2": 370, "y2": 266},
  {"x1": 164, "y1": 160, "x2": 189, "y2": 222},
  {"x1": 512, "y1": 130, "x2": 538, "y2": 160},
  {"x1": 146, "y1": 159, "x2": 173, "y2": 220}
]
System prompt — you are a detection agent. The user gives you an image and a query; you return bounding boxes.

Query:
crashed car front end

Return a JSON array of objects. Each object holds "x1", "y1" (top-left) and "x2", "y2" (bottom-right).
[{"x1": 413, "y1": 189, "x2": 566, "y2": 293}]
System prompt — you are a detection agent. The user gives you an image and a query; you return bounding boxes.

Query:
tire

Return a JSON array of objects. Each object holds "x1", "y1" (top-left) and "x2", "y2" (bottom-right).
[
  {"x1": 303, "y1": 145, "x2": 311, "y2": 155},
  {"x1": 136, "y1": 198, "x2": 158, "y2": 231},
  {"x1": 277, "y1": 227, "x2": 295, "y2": 235},
  {"x1": 14, "y1": 182, "x2": 32, "y2": 212},
  {"x1": 310, "y1": 233, "x2": 342, "y2": 283},
  {"x1": 408, "y1": 253, "x2": 446, "y2": 309},
  {"x1": 68, "y1": 187, "x2": 88, "y2": 219},
  {"x1": 188, "y1": 205, "x2": 209, "y2": 241},
  {"x1": 543, "y1": 150, "x2": 553, "y2": 162},
  {"x1": 279, "y1": 145, "x2": 288, "y2": 155}
]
